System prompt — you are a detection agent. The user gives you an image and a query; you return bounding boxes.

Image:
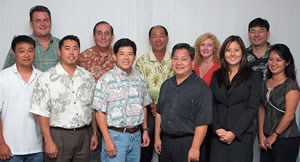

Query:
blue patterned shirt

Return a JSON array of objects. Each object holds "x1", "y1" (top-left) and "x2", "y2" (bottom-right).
[{"x1": 93, "y1": 65, "x2": 152, "y2": 128}]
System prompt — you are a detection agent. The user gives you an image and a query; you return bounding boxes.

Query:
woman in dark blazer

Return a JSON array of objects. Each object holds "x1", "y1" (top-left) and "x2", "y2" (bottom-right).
[{"x1": 210, "y1": 35, "x2": 261, "y2": 162}]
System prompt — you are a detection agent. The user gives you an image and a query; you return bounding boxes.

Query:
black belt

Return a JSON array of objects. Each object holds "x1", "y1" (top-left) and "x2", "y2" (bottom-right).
[
  {"x1": 108, "y1": 125, "x2": 141, "y2": 133},
  {"x1": 163, "y1": 132, "x2": 194, "y2": 138},
  {"x1": 50, "y1": 125, "x2": 89, "y2": 131}
]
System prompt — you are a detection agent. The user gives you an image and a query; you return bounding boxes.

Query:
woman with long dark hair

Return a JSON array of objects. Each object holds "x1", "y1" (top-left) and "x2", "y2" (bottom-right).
[
  {"x1": 258, "y1": 44, "x2": 300, "y2": 162},
  {"x1": 210, "y1": 35, "x2": 261, "y2": 162}
]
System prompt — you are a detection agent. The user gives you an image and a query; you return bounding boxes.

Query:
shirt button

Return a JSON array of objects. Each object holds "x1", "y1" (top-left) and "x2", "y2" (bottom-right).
[
  {"x1": 76, "y1": 113, "x2": 78, "y2": 116},
  {"x1": 74, "y1": 102, "x2": 76, "y2": 104},
  {"x1": 167, "y1": 121, "x2": 171, "y2": 124},
  {"x1": 73, "y1": 91, "x2": 75, "y2": 93}
]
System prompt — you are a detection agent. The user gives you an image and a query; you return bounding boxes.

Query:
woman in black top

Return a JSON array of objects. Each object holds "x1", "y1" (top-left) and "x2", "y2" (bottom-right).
[
  {"x1": 210, "y1": 35, "x2": 261, "y2": 162},
  {"x1": 258, "y1": 44, "x2": 300, "y2": 162}
]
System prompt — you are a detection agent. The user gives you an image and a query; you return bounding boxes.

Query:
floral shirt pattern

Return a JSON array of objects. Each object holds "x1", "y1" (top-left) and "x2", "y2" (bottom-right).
[
  {"x1": 93, "y1": 66, "x2": 152, "y2": 127},
  {"x1": 247, "y1": 43, "x2": 271, "y2": 81},
  {"x1": 78, "y1": 46, "x2": 116, "y2": 81},
  {"x1": 30, "y1": 63, "x2": 96, "y2": 129},
  {"x1": 3, "y1": 34, "x2": 60, "y2": 72},
  {"x1": 135, "y1": 51, "x2": 174, "y2": 104}
]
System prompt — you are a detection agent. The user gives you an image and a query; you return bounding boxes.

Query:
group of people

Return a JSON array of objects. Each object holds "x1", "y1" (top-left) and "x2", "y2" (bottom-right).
[{"x1": 0, "y1": 5, "x2": 299, "y2": 162}]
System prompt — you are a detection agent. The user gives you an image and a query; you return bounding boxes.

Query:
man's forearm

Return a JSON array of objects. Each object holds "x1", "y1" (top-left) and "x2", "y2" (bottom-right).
[
  {"x1": 95, "y1": 111, "x2": 111, "y2": 142},
  {"x1": 154, "y1": 113, "x2": 162, "y2": 138},
  {"x1": 142, "y1": 107, "x2": 147, "y2": 129},
  {"x1": 191, "y1": 125, "x2": 208, "y2": 150},
  {"x1": 37, "y1": 115, "x2": 54, "y2": 143}
]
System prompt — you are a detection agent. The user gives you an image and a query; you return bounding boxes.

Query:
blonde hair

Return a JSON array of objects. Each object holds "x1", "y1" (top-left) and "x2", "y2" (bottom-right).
[{"x1": 194, "y1": 32, "x2": 220, "y2": 64}]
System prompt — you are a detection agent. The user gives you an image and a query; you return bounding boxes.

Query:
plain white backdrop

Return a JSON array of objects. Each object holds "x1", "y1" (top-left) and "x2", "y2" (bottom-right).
[{"x1": 1, "y1": 0, "x2": 299, "y2": 161}]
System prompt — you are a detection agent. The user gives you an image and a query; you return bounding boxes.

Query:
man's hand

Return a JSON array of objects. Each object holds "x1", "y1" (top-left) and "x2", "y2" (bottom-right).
[
  {"x1": 44, "y1": 140, "x2": 58, "y2": 158},
  {"x1": 141, "y1": 131, "x2": 150, "y2": 147},
  {"x1": 154, "y1": 136, "x2": 162, "y2": 155},
  {"x1": 150, "y1": 103, "x2": 157, "y2": 118},
  {"x1": 90, "y1": 134, "x2": 99, "y2": 150},
  {"x1": 188, "y1": 147, "x2": 200, "y2": 162},
  {"x1": 105, "y1": 138, "x2": 117, "y2": 157},
  {"x1": 0, "y1": 143, "x2": 12, "y2": 160}
]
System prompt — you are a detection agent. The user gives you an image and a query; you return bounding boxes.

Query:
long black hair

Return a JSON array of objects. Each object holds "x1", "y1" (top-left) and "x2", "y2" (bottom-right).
[
  {"x1": 215, "y1": 35, "x2": 250, "y2": 87},
  {"x1": 267, "y1": 44, "x2": 297, "y2": 81}
]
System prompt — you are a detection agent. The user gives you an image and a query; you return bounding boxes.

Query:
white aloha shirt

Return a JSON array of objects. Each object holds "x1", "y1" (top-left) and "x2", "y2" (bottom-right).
[
  {"x1": 30, "y1": 63, "x2": 96, "y2": 128},
  {"x1": 93, "y1": 65, "x2": 152, "y2": 128}
]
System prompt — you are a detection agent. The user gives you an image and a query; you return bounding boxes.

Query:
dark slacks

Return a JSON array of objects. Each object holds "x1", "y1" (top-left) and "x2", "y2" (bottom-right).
[
  {"x1": 260, "y1": 136, "x2": 300, "y2": 162},
  {"x1": 140, "y1": 106, "x2": 155, "y2": 162},
  {"x1": 45, "y1": 127, "x2": 90, "y2": 162},
  {"x1": 160, "y1": 134, "x2": 198, "y2": 162}
]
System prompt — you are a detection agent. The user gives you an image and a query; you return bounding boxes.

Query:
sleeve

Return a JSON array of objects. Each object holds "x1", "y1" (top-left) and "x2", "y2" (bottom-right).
[
  {"x1": 141, "y1": 78, "x2": 152, "y2": 107},
  {"x1": 195, "y1": 81, "x2": 213, "y2": 126},
  {"x1": 2, "y1": 49, "x2": 16, "y2": 70},
  {"x1": 285, "y1": 79, "x2": 300, "y2": 94},
  {"x1": 210, "y1": 72, "x2": 222, "y2": 132},
  {"x1": 93, "y1": 77, "x2": 109, "y2": 113},
  {"x1": 0, "y1": 81, "x2": 4, "y2": 112},
  {"x1": 156, "y1": 80, "x2": 168, "y2": 115},
  {"x1": 231, "y1": 72, "x2": 262, "y2": 139},
  {"x1": 134, "y1": 57, "x2": 144, "y2": 75},
  {"x1": 29, "y1": 76, "x2": 52, "y2": 117}
]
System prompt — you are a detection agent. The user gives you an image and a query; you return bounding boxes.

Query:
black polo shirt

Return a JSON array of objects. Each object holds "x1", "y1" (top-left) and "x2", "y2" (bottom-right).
[{"x1": 157, "y1": 71, "x2": 212, "y2": 135}]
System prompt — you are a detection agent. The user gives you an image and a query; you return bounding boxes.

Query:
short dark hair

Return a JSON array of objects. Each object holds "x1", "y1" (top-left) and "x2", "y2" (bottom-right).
[
  {"x1": 267, "y1": 44, "x2": 297, "y2": 81},
  {"x1": 59, "y1": 35, "x2": 80, "y2": 49},
  {"x1": 248, "y1": 17, "x2": 270, "y2": 31},
  {"x1": 113, "y1": 38, "x2": 137, "y2": 55},
  {"x1": 93, "y1": 21, "x2": 114, "y2": 35},
  {"x1": 171, "y1": 43, "x2": 195, "y2": 60},
  {"x1": 148, "y1": 25, "x2": 168, "y2": 38},
  {"x1": 11, "y1": 35, "x2": 36, "y2": 52},
  {"x1": 30, "y1": 5, "x2": 51, "y2": 21}
]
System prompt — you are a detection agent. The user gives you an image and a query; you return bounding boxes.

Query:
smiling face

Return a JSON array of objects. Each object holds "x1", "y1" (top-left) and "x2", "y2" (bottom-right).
[
  {"x1": 58, "y1": 40, "x2": 80, "y2": 67},
  {"x1": 268, "y1": 51, "x2": 289, "y2": 76},
  {"x1": 93, "y1": 23, "x2": 114, "y2": 49},
  {"x1": 248, "y1": 26, "x2": 270, "y2": 47},
  {"x1": 199, "y1": 38, "x2": 215, "y2": 59},
  {"x1": 149, "y1": 26, "x2": 169, "y2": 52},
  {"x1": 115, "y1": 46, "x2": 136, "y2": 75},
  {"x1": 13, "y1": 42, "x2": 35, "y2": 68},
  {"x1": 172, "y1": 48, "x2": 194, "y2": 78},
  {"x1": 30, "y1": 11, "x2": 51, "y2": 38},
  {"x1": 224, "y1": 41, "x2": 243, "y2": 69}
]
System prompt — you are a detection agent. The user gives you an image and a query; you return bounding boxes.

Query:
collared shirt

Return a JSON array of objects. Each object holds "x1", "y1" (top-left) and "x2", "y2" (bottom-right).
[
  {"x1": 93, "y1": 65, "x2": 152, "y2": 128},
  {"x1": 30, "y1": 63, "x2": 96, "y2": 129},
  {"x1": 247, "y1": 43, "x2": 271, "y2": 81},
  {"x1": 135, "y1": 51, "x2": 174, "y2": 104},
  {"x1": 78, "y1": 46, "x2": 116, "y2": 81},
  {"x1": 157, "y1": 71, "x2": 212, "y2": 135},
  {"x1": 0, "y1": 64, "x2": 43, "y2": 154},
  {"x1": 3, "y1": 34, "x2": 60, "y2": 72}
]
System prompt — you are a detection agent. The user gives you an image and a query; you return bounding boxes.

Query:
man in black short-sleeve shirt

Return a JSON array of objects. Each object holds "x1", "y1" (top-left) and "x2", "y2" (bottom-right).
[{"x1": 154, "y1": 43, "x2": 212, "y2": 162}]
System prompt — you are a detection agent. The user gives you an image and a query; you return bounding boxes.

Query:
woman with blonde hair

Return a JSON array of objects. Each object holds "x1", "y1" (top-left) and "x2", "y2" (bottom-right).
[{"x1": 193, "y1": 32, "x2": 221, "y2": 86}]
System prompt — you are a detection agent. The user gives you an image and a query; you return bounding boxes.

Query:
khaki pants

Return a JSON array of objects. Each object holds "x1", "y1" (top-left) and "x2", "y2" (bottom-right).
[{"x1": 45, "y1": 127, "x2": 90, "y2": 162}]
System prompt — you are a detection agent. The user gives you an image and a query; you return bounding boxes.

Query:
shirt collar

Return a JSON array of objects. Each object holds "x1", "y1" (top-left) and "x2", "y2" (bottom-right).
[
  {"x1": 149, "y1": 51, "x2": 171, "y2": 62},
  {"x1": 30, "y1": 34, "x2": 54, "y2": 43},
  {"x1": 55, "y1": 63, "x2": 81, "y2": 77},
  {"x1": 114, "y1": 65, "x2": 136, "y2": 78},
  {"x1": 11, "y1": 64, "x2": 40, "y2": 84}
]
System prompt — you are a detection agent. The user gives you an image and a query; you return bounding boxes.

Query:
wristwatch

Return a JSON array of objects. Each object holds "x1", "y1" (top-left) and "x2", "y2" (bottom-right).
[
  {"x1": 143, "y1": 128, "x2": 150, "y2": 132},
  {"x1": 92, "y1": 132, "x2": 99, "y2": 136}
]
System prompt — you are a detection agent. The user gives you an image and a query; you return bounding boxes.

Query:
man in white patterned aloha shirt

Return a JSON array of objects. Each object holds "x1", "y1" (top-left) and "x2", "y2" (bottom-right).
[
  {"x1": 93, "y1": 38, "x2": 152, "y2": 162},
  {"x1": 30, "y1": 35, "x2": 98, "y2": 162}
]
